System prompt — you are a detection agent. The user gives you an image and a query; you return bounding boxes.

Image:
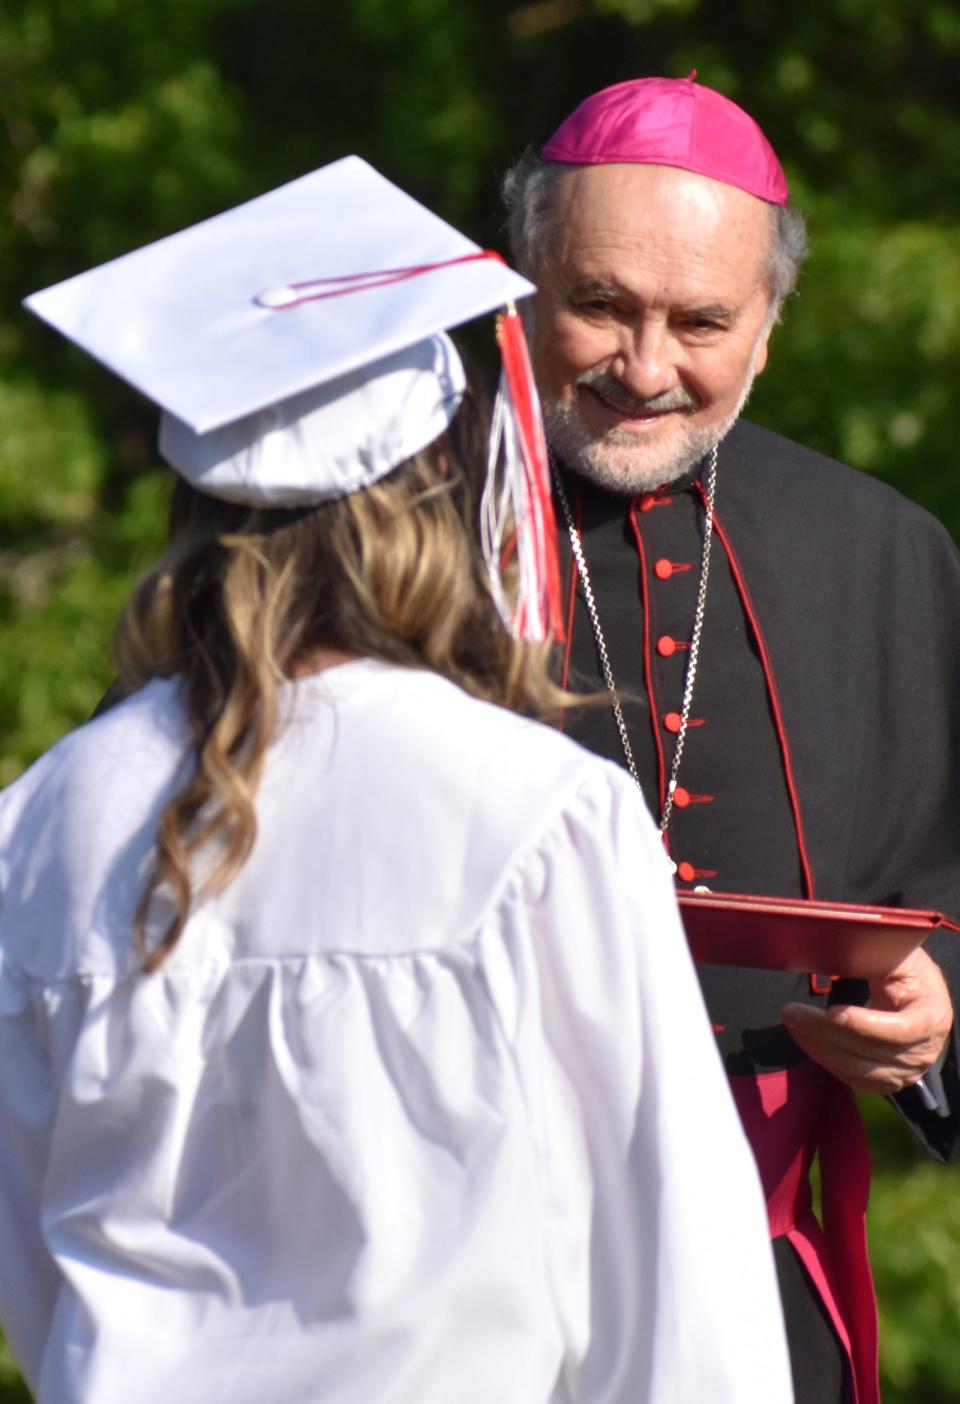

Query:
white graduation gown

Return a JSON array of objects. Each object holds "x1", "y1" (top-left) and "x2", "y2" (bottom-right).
[{"x1": 0, "y1": 659, "x2": 793, "y2": 1404}]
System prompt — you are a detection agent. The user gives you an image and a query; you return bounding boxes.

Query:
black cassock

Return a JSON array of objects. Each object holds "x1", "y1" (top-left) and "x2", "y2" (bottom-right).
[{"x1": 556, "y1": 417, "x2": 960, "y2": 1404}]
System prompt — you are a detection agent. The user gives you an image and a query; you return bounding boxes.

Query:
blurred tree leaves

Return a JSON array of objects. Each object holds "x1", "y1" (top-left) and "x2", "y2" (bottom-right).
[
  {"x1": 2, "y1": 0, "x2": 960, "y2": 1397},
  {"x1": 861, "y1": 1092, "x2": 960, "y2": 1403},
  {"x1": 1, "y1": 0, "x2": 249, "y2": 776},
  {"x1": 871, "y1": 1161, "x2": 960, "y2": 1401},
  {"x1": 758, "y1": 219, "x2": 960, "y2": 524},
  {"x1": 0, "y1": 1337, "x2": 28, "y2": 1404}
]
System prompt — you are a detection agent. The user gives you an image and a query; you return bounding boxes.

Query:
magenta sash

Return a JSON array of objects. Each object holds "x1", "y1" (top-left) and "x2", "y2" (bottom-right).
[{"x1": 730, "y1": 1064, "x2": 879, "y2": 1404}]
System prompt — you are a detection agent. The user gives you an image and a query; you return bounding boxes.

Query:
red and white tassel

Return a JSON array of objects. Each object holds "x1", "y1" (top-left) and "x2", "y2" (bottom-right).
[
  {"x1": 480, "y1": 306, "x2": 564, "y2": 643},
  {"x1": 251, "y1": 248, "x2": 563, "y2": 641}
]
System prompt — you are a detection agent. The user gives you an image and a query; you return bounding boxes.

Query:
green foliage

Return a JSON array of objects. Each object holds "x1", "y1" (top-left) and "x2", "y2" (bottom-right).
[
  {"x1": 0, "y1": 466, "x2": 168, "y2": 785},
  {"x1": 0, "y1": 373, "x2": 104, "y2": 537},
  {"x1": 871, "y1": 1163, "x2": 960, "y2": 1402},
  {"x1": 0, "y1": 0, "x2": 240, "y2": 785},
  {"x1": 752, "y1": 219, "x2": 960, "y2": 531},
  {"x1": 0, "y1": 1335, "x2": 29, "y2": 1403},
  {"x1": 860, "y1": 1095, "x2": 960, "y2": 1403},
  {"x1": 2, "y1": 0, "x2": 960, "y2": 1395}
]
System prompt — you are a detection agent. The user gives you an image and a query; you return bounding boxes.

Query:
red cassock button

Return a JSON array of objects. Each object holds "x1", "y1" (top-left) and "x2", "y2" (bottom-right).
[
  {"x1": 657, "y1": 635, "x2": 677, "y2": 657},
  {"x1": 677, "y1": 861, "x2": 696, "y2": 883},
  {"x1": 673, "y1": 786, "x2": 690, "y2": 807},
  {"x1": 639, "y1": 493, "x2": 657, "y2": 512},
  {"x1": 654, "y1": 558, "x2": 674, "y2": 580},
  {"x1": 664, "y1": 712, "x2": 682, "y2": 733}
]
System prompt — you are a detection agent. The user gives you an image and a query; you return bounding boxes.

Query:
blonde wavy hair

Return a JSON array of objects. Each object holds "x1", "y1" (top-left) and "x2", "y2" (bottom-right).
[{"x1": 115, "y1": 387, "x2": 568, "y2": 972}]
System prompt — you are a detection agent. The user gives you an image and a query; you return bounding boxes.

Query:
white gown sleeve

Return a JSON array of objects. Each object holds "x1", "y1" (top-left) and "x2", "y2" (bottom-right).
[{"x1": 481, "y1": 764, "x2": 794, "y2": 1404}]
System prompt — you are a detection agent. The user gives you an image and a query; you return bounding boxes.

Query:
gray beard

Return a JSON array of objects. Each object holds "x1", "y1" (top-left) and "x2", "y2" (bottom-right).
[{"x1": 542, "y1": 369, "x2": 759, "y2": 495}]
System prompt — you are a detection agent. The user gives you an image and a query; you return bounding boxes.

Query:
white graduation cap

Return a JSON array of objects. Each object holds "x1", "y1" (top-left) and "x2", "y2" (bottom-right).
[
  {"x1": 25, "y1": 156, "x2": 528, "y2": 502},
  {"x1": 24, "y1": 156, "x2": 563, "y2": 640}
]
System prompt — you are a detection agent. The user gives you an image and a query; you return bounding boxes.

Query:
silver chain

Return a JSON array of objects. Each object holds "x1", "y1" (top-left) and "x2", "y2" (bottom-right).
[{"x1": 553, "y1": 446, "x2": 718, "y2": 839}]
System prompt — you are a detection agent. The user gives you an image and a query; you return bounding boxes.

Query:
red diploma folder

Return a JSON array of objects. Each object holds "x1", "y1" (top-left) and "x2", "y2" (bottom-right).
[{"x1": 678, "y1": 890, "x2": 959, "y2": 978}]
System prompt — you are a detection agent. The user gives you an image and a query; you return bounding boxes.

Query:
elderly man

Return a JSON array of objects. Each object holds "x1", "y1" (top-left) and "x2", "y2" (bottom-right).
[{"x1": 503, "y1": 74, "x2": 960, "y2": 1404}]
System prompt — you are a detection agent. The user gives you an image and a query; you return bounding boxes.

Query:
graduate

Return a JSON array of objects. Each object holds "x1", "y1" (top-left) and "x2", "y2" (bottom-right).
[{"x1": 0, "y1": 160, "x2": 793, "y2": 1403}]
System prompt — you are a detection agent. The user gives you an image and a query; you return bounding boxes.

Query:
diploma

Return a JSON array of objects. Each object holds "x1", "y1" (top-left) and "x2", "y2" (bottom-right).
[{"x1": 677, "y1": 890, "x2": 959, "y2": 980}]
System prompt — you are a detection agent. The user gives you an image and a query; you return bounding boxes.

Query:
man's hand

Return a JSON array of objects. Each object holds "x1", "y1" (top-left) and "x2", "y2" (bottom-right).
[{"x1": 781, "y1": 947, "x2": 953, "y2": 1096}]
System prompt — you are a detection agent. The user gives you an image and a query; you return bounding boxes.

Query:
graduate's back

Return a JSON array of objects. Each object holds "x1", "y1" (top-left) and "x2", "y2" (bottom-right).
[{"x1": 0, "y1": 657, "x2": 793, "y2": 1404}]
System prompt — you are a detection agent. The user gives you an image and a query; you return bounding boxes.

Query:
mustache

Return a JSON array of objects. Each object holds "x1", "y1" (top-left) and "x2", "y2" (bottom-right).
[{"x1": 575, "y1": 368, "x2": 699, "y2": 416}]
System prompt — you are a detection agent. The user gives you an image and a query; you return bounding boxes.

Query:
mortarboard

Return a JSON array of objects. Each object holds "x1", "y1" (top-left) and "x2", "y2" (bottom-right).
[
  {"x1": 541, "y1": 73, "x2": 789, "y2": 206},
  {"x1": 24, "y1": 157, "x2": 562, "y2": 640}
]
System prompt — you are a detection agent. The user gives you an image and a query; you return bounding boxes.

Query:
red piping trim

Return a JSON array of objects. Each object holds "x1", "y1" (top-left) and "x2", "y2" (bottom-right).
[
  {"x1": 628, "y1": 500, "x2": 669, "y2": 826},
  {"x1": 809, "y1": 974, "x2": 838, "y2": 995},
  {"x1": 730, "y1": 1068, "x2": 879, "y2": 1404},
  {"x1": 706, "y1": 497, "x2": 816, "y2": 899}
]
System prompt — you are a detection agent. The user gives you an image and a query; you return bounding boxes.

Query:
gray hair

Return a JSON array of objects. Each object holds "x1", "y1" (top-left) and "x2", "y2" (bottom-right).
[{"x1": 501, "y1": 149, "x2": 809, "y2": 321}]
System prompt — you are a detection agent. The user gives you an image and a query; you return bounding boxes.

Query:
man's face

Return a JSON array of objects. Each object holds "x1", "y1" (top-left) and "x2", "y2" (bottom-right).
[{"x1": 530, "y1": 162, "x2": 775, "y2": 492}]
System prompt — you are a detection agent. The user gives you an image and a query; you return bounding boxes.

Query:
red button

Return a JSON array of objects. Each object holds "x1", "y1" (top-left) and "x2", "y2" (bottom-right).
[
  {"x1": 676, "y1": 861, "x2": 718, "y2": 883},
  {"x1": 664, "y1": 712, "x2": 705, "y2": 732},
  {"x1": 654, "y1": 558, "x2": 693, "y2": 580},
  {"x1": 639, "y1": 493, "x2": 657, "y2": 512},
  {"x1": 657, "y1": 635, "x2": 677, "y2": 657},
  {"x1": 673, "y1": 789, "x2": 714, "y2": 807}
]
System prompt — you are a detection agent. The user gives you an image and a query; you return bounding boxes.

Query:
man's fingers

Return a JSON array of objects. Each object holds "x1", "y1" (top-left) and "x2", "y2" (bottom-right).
[
  {"x1": 779, "y1": 944, "x2": 953, "y2": 1094},
  {"x1": 795, "y1": 998, "x2": 935, "y2": 1048},
  {"x1": 780, "y1": 1000, "x2": 944, "y2": 1094}
]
